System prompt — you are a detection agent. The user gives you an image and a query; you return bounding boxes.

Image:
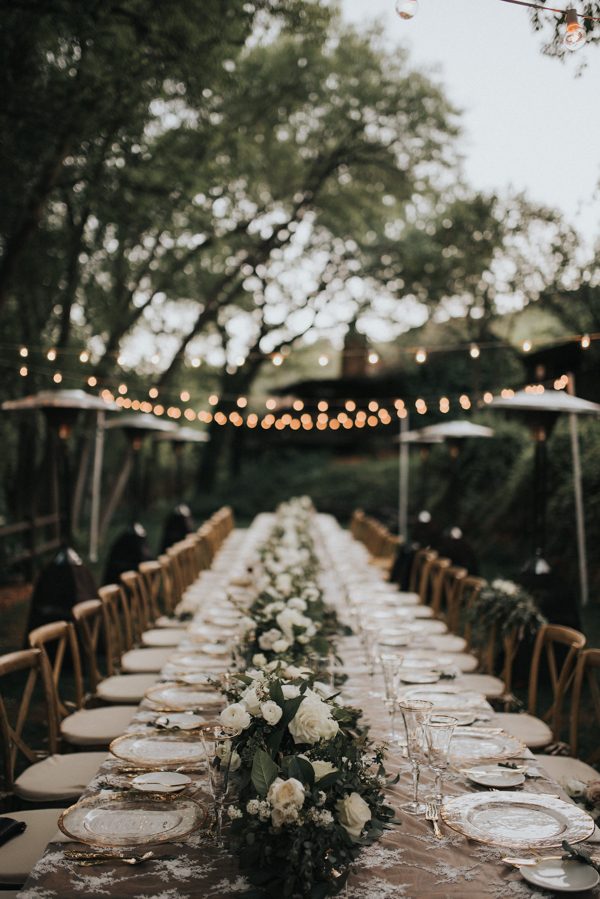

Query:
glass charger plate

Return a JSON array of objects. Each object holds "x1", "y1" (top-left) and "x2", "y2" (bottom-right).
[
  {"x1": 450, "y1": 727, "x2": 526, "y2": 762},
  {"x1": 441, "y1": 791, "x2": 595, "y2": 849},
  {"x1": 401, "y1": 685, "x2": 486, "y2": 711},
  {"x1": 110, "y1": 731, "x2": 207, "y2": 767},
  {"x1": 167, "y1": 651, "x2": 226, "y2": 672},
  {"x1": 145, "y1": 682, "x2": 223, "y2": 712},
  {"x1": 59, "y1": 791, "x2": 206, "y2": 846}
]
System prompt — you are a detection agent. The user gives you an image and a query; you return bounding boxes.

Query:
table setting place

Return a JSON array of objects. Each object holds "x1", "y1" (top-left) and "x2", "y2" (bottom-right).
[{"x1": 19, "y1": 502, "x2": 599, "y2": 899}]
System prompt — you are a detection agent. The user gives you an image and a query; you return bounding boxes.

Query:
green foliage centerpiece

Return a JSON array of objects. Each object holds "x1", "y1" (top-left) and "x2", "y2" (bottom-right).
[{"x1": 213, "y1": 498, "x2": 395, "y2": 898}]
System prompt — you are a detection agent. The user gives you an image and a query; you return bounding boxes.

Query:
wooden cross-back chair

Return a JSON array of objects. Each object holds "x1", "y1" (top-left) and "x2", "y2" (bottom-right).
[
  {"x1": 440, "y1": 565, "x2": 467, "y2": 626},
  {"x1": 448, "y1": 575, "x2": 487, "y2": 645},
  {"x1": 157, "y1": 554, "x2": 178, "y2": 615},
  {"x1": 408, "y1": 548, "x2": 438, "y2": 599},
  {"x1": 28, "y1": 621, "x2": 84, "y2": 719},
  {"x1": 528, "y1": 624, "x2": 587, "y2": 740},
  {"x1": 138, "y1": 560, "x2": 163, "y2": 621},
  {"x1": 72, "y1": 599, "x2": 107, "y2": 695},
  {"x1": 0, "y1": 649, "x2": 58, "y2": 794},
  {"x1": 350, "y1": 509, "x2": 365, "y2": 540},
  {"x1": 120, "y1": 570, "x2": 153, "y2": 640},
  {"x1": 426, "y1": 557, "x2": 452, "y2": 617},
  {"x1": 570, "y1": 648, "x2": 600, "y2": 764}
]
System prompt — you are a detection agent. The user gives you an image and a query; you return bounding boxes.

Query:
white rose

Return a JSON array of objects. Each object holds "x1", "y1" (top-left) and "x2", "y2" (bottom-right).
[
  {"x1": 261, "y1": 700, "x2": 283, "y2": 725},
  {"x1": 282, "y1": 684, "x2": 300, "y2": 699},
  {"x1": 288, "y1": 695, "x2": 339, "y2": 745},
  {"x1": 276, "y1": 608, "x2": 310, "y2": 641},
  {"x1": 275, "y1": 573, "x2": 293, "y2": 597},
  {"x1": 267, "y1": 777, "x2": 305, "y2": 828},
  {"x1": 242, "y1": 687, "x2": 262, "y2": 715},
  {"x1": 336, "y1": 792, "x2": 372, "y2": 840},
  {"x1": 252, "y1": 653, "x2": 268, "y2": 668},
  {"x1": 239, "y1": 616, "x2": 255, "y2": 635},
  {"x1": 215, "y1": 741, "x2": 242, "y2": 772},
  {"x1": 220, "y1": 703, "x2": 251, "y2": 731},
  {"x1": 272, "y1": 638, "x2": 291, "y2": 653},
  {"x1": 258, "y1": 627, "x2": 283, "y2": 650},
  {"x1": 309, "y1": 758, "x2": 337, "y2": 780},
  {"x1": 264, "y1": 601, "x2": 285, "y2": 617},
  {"x1": 287, "y1": 598, "x2": 307, "y2": 612},
  {"x1": 297, "y1": 634, "x2": 310, "y2": 645}
]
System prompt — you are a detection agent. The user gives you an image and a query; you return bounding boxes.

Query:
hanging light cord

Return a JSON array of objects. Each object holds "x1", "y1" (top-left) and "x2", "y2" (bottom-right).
[{"x1": 498, "y1": 0, "x2": 600, "y2": 22}]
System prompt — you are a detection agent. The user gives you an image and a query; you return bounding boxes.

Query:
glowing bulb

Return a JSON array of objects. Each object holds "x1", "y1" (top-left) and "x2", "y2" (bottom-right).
[
  {"x1": 368, "y1": 351, "x2": 379, "y2": 365},
  {"x1": 318, "y1": 355, "x2": 329, "y2": 367},
  {"x1": 19, "y1": 347, "x2": 28, "y2": 358},
  {"x1": 581, "y1": 334, "x2": 591, "y2": 349},
  {"x1": 395, "y1": 0, "x2": 418, "y2": 19},
  {"x1": 208, "y1": 394, "x2": 219, "y2": 405},
  {"x1": 272, "y1": 353, "x2": 283, "y2": 366},
  {"x1": 522, "y1": 340, "x2": 532, "y2": 353},
  {"x1": 87, "y1": 376, "x2": 97, "y2": 387},
  {"x1": 79, "y1": 350, "x2": 89, "y2": 363},
  {"x1": 53, "y1": 372, "x2": 62, "y2": 384},
  {"x1": 563, "y1": 8, "x2": 586, "y2": 51},
  {"x1": 149, "y1": 387, "x2": 159, "y2": 399},
  {"x1": 469, "y1": 343, "x2": 480, "y2": 359},
  {"x1": 180, "y1": 390, "x2": 190, "y2": 402},
  {"x1": 19, "y1": 366, "x2": 28, "y2": 377},
  {"x1": 415, "y1": 348, "x2": 427, "y2": 364},
  {"x1": 47, "y1": 348, "x2": 57, "y2": 362}
]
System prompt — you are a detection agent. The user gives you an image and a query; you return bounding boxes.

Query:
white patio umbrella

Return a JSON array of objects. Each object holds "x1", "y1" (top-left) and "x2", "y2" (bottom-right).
[
  {"x1": 394, "y1": 427, "x2": 444, "y2": 535},
  {"x1": 490, "y1": 388, "x2": 600, "y2": 604}
]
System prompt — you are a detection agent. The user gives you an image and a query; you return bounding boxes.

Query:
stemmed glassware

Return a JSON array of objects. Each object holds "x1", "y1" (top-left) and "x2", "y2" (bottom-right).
[
  {"x1": 398, "y1": 699, "x2": 433, "y2": 815},
  {"x1": 200, "y1": 724, "x2": 239, "y2": 843},
  {"x1": 424, "y1": 714, "x2": 457, "y2": 804},
  {"x1": 380, "y1": 652, "x2": 403, "y2": 742}
]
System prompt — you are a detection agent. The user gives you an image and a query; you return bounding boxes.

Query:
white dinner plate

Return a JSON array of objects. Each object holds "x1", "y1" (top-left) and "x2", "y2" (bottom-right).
[
  {"x1": 519, "y1": 858, "x2": 600, "y2": 892},
  {"x1": 463, "y1": 764, "x2": 526, "y2": 788},
  {"x1": 401, "y1": 685, "x2": 486, "y2": 711},
  {"x1": 450, "y1": 727, "x2": 525, "y2": 762},
  {"x1": 153, "y1": 712, "x2": 207, "y2": 730},
  {"x1": 442, "y1": 791, "x2": 595, "y2": 849},
  {"x1": 399, "y1": 670, "x2": 440, "y2": 684},
  {"x1": 131, "y1": 771, "x2": 192, "y2": 793}
]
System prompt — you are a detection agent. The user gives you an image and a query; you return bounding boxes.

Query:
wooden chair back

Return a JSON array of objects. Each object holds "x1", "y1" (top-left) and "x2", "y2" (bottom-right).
[
  {"x1": 426, "y1": 557, "x2": 452, "y2": 616},
  {"x1": 72, "y1": 599, "x2": 115, "y2": 694},
  {"x1": 453, "y1": 576, "x2": 487, "y2": 647},
  {"x1": 440, "y1": 565, "x2": 467, "y2": 628},
  {"x1": 408, "y1": 549, "x2": 437, "y2": 598},
  {"x1": 98, "y1": 584, "x2": 132, "y2": 659},
  {"x1": 28, "y1": 621, "x2": 85, "y2": 721},
  {"x1": 570, "y1": 648, "x2": 600, "y2": 763},
  {"x1": 138, "y1": 561, "x2": 162, "y2": 620},
  {"x1": 121, "y1": 570, "x2": 152, "y2": 638},
  {"x1": 0, "y1": 649, "x2": 59, "y2": 793},
  {"x1": 528, "y1": 624, "x2": 586, "y2": 741}
]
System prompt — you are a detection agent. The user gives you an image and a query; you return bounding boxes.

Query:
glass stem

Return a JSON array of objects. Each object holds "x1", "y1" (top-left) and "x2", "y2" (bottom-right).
[
  {"x1": 435, "y1": 770, "x2": 442, "y2": 804},
  {"x1": 411, "y1": 761, "x2": 420, "y2": 807},
  {"x1": 390, "y1": 704, "x2": 397, "y2": 742}
]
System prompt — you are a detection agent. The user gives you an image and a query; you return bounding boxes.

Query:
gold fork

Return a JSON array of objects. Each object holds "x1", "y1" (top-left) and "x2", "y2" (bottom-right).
[{"x1": 425, "y1": 800, "x2": 443, "y2": 839}]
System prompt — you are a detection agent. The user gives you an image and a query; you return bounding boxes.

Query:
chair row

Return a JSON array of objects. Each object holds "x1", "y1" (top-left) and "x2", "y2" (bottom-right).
[
  {"x1": 0, "y1": 506, "x2": 235, "y2": 887},
  {"x1": 349, "y1": 509, "x2": 401, "y2": 569}
]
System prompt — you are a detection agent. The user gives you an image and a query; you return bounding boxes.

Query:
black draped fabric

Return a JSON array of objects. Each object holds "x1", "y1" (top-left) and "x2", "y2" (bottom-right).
[{"x1": 26, "y1": 546, "x2": 97, "y2": 634}]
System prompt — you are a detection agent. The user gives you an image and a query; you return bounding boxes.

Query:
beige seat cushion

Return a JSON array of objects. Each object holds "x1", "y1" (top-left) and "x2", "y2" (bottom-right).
[
  {"x1": 491, "y1": 712, "x2": 552, "y2": 748},
  {"x1": 60, "y1": 705, "x2": 137, "y2": 746},
  {"x1": 156, "y1": 616, "x2": 187, "y2": 629},
  {"x1": 396, "y1": 591, "x2": 420, "y2": 604},
  {"x1": 415, "y1": 620, "x2": 447, "y2": 634},
  {"x1": 96, "y1": 673, "x2": 158, "y2": 703},
  {"x1": 0, "y1": 809, "x2": 66, "y2": 885},
  {"x1": 411, "y1": 606, "x2": 434, "y2": 619},
  {"x1": 453, "y1": 673, "x2": 505, "y2": 698},
  {"x1": 533, "y1": 753, "x2": 600, "y2": 787},
  {"x1": 121, "y1": 647, "x2": 173, "y2": 673},
  {"x1": 141, "y1": 628, "x2": 187, "y2": 647},
  {"x1": 14, "y1": 752, "x2": 107, "y2": 802},
  {"x1": 428, "y1": 634, "x2": 468, "y2": 653}
]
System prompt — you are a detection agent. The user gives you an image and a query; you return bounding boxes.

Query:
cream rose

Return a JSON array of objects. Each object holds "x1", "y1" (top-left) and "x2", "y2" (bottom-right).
[
  {"x1": 258, "y1": 627, "x2": 283, "y2": 650},
  {"x1": 241, "y1": 686, "x2": 262, "y2": 715},
  {"x1": 260, "y1": 700, "x2": 283, "y2": 725},
  {"x1": 288, "y1": 694, "x2": 339, "y2": 744},
  {"x1": 220, "y1": 702, "x2": 251, "y2": 731},
  {"x1": 267, "y1": 776, "x2": 305, "y2": 828},
  {"x1": 336, "y1": 792, "x2": 372, "y2": 840},
  {"x1": 276, "y1": 608, "x2": 311, "y2": 641},
  {"x1": 310, "y1": 759, "x2": 337, "y2": 780}
]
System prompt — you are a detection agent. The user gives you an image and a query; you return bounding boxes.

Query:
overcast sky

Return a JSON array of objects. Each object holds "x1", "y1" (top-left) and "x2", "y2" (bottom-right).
[{"x1": 341, "y1": 0, "x2": 600, "y2": 248}]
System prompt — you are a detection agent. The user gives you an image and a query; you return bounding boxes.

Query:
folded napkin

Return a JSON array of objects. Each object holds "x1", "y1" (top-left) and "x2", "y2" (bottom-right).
[{"x1": 0, "y1": 817, "x2": 27, "y2": 847}]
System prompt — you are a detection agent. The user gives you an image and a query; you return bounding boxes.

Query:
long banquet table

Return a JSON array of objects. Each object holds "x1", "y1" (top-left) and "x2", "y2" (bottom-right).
[{"x1": 19, "y1": 514, "x2": 600, "y2": 899}]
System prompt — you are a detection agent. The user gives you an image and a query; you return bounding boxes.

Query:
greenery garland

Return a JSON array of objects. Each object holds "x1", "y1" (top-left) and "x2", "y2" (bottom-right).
[
  {"x1": 467, "y1": 578, "x2": 547, "y2": 645},
  {"x1": 213, "y1": 498, "x2": 395, "y2": 898}
]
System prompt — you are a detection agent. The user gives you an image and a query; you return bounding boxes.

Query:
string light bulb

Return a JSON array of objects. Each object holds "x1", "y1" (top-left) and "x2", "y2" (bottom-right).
[
  {"x1": 522, "y1": 339, "x2": 532, "y2": 353},
  {"x1": 395, "y1": 0, "x2": 418, "y2": 19},
  {"x1": 581, "y1": 334, "x2": 591, "y2": 349},
  {"x1": 563, "y1": 7, "x2": 587, "y2": 50},
  {"x1": 415, "y1": 348, "x2": 427, "y2": 364},
  {"x1": 469, "y1": 343, "x2": 480, "y2": 359}
]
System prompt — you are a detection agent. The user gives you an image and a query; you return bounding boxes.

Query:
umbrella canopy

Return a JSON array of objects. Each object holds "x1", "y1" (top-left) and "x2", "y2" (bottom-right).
[
  {"x1": 418, "y1": 420, "x2": 495, "y2": 440},
  {"x1": 2, "y1": 389, "x2": 118, "y2": 412},
  {"x1": 490, "y1": 389, "x2": 600, "y2": 416},
  {"x1": 105, "y1": 413, "x2": 177, "y2": 433},
  {"x1": 394, "y1": 428, "x2": 444, "y2": 444},
  {"x1": 154, "y1": 426, "x2": 209, "y2": 443}
]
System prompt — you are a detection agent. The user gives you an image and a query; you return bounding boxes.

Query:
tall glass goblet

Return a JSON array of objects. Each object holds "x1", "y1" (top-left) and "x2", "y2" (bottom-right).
[
  {"x1": 398, "y1": 699, "x2": 433, "y2": 815},
  {"x1": 200, "y1": 724, "x2": 239, "y2": 843},
  {"x1": 380, "y1": 652, "x2": 403, "y2": 742},
  {"x1": 425, "y1": 714, "x2": 457, "y2": 804}
]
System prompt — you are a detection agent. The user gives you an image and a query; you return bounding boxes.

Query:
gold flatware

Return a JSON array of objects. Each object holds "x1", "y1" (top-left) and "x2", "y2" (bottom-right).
[{"x1": 425, "y1": 800, "x2": 443, "y2": 839}]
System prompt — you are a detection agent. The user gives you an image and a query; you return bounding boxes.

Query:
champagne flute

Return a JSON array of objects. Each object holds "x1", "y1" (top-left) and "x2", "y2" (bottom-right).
[
  {"x1": 200, "y1": 724, "x2": 239, "y2": 842},
  {"x1": 380, "y1": 652, "x2": 403, "y2": 742},
  {"x1": 398, "y1": 699, "x2": 432, "y2": 815},
  {"x1": 425, "y1": 714, "x2": 457, "y2": 804}
]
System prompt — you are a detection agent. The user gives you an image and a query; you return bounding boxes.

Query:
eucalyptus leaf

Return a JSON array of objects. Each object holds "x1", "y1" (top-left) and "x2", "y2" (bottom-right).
[{"x1": 251, "y1": 748, "x2": 279, "y2": 797}]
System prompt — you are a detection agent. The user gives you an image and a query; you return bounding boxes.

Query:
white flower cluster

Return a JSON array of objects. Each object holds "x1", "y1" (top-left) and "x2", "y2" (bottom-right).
[
  {"x1": 307, "y1": 807, "x2": 334, "y2": 827},
  {"x1": 491, "y1": 578, "x2": 520, "y2": 596}
]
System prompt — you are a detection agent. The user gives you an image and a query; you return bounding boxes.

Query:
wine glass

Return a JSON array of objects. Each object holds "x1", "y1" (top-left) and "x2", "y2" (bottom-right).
[
  {"x1": 425, "y1": 714, "x2": 457, "y2": 804},
  {"x1": 398, "y1": 699, "x2": 433, "y2": 815},
  {"x1": 380, "y1": 652, "x2": 403, "y2": 742},
  {"x1": 200, "y1": 724, "x2": 239, "y2": 842}
]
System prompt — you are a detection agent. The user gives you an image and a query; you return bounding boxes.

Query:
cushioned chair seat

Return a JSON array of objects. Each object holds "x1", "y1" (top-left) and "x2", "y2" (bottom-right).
[
  {"x1": 410, "y1": 606, "x2": 434, "y2": 619},
  {"x1": 0, "y1": 808, "x2": 66, "y2": 885},
  {"x1": 141, "y1": 628, "x2": 187, "y2": 647},
  {"x1": 14, "y1": 752, "x2": 107, "y2": 802},
  {"x1": 60, "y1": 705, "x2": 137, "y2": 746},
  {"x1": 427, "y1": 634, "x2": 468, "y2": 653},
  {"x1": 121, "y1": 647, "x2": 173, "y2": 673},
  {"x1": 453, "y1": 673, "x2": 506, "y2": 698},
  {"x1": 490, "y1": 712, "x2": 552, "y2": 748},
  {"x1": 396, "y1": 591, "x2": 420, "y2": 603},
  {"x1": 96, "y1": 673, "x2": 158, "y2": 703},
  {"x1": 533, "y1": 753, "x2": 599, "y2": 787},
  {"x1": 155, "y1": 616, "x2": 187, "y2": 629},
  {"x1": 414, "y1": 619, "x2": 447, "y2": 634}
]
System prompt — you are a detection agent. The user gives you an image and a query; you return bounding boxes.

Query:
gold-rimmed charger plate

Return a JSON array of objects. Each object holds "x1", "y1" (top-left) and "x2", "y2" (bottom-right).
[
  {"x1": 58, "y1": 791, "x2": 207, "y2": 846},
  {"x1": 400, "y1": 685, "x2": 487, "y2": 711},
  {"x1": 441, "y1": 791, "x2": 595, "y2": 849},
  {"x1": 145, "y1": 682, "x2": 223, "y2": 712},
  {"x1": 110, "y1": 731, "x2": 206, "y2": 767},
  {"x1": 450, "y1": 727, "x2": 526, "y2": 763}
]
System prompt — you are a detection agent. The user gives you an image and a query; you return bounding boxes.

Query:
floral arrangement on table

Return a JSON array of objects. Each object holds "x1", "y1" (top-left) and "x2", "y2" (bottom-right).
[
  {"x1": 563, "y1": 778, "x2": 600, "y2": 825},
  {"x1": 468, "y1": 578, "x2": 547, "y2": 642},
  {"x1": 213, "y1": 498, "x2": 396, "y2": 898}
]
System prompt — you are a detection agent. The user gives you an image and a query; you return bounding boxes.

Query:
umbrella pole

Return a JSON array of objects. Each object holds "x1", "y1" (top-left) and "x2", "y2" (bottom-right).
[
  {"x1": 533, "y1": 430, "x2": 548, "y2": 561},
  {"x1": 89, "y1": 411, "x2": 105, "y2": 563},
  {"x1": 398, "y1": 413, "x2": 409, "y2": 541},
  {"x1": 567, "y1": 374, "x2": 589, "y2": 606}
]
